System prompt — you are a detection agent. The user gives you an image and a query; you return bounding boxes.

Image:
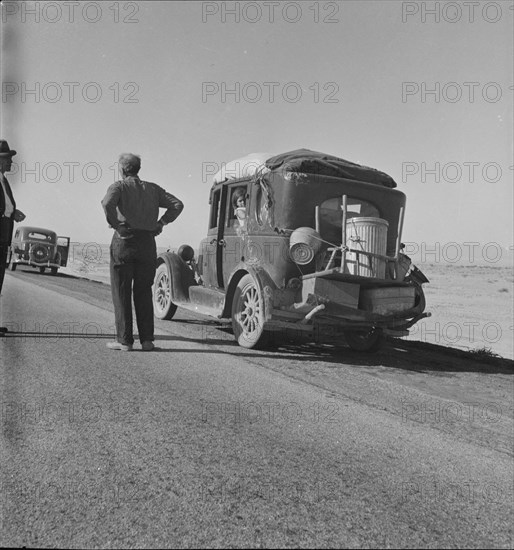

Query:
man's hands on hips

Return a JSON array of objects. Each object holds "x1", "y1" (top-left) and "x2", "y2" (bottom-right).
[
  {"x1": 116, "y1": 223, "x2": 134, "y2": 239},
  {"x1": 13, "y1": 209, "x2": 26, "y2": 222},
  {"x1": 153, "y1": 221, "x2": 165, "y2": 236}
]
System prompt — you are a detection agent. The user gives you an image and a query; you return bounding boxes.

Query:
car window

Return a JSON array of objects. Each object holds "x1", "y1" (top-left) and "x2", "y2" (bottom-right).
[
  {"x1": 28, "y1": 232, "x2": 53, "y2": 241},
  {"x1": 319, "y1": 196, "x2": 380, "y2": 244},
  {"x1": 255, "y1": 179, "x2": 273, "y2": 227},
  {"x1": 320, "y1": 196, "x2": 379, "y2": 219},
  {"x1": 209, "y1": 189, "x2": 221, "y2": 229},
  {"x1": 227, "y1": 185, "x2": 248, "y2": 227}
]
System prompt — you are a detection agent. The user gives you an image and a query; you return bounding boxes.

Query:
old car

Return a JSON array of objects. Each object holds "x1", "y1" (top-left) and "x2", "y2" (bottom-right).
[
  {"x1": 153, "y1": 149, "x2": 430, "y2": 351},
  {"x1": 10, "y1": 225, "x2": 70, "y2": 275}
]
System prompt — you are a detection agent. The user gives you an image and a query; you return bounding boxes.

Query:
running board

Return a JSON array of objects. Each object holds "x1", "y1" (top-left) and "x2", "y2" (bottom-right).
[{"x1": 186, "y1": 286, "x2": 226, "y2": 318}]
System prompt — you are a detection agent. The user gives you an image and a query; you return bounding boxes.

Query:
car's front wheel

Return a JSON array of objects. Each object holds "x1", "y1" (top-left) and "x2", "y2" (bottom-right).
[
  {"x1": 153, "y1": 263, "x2": 177, "y2": 320},
  {"x1": 344, "y1": 327, "x2": 385, "y2": 352},
  {"x1": 231, "y1": 274, "x2": 268, "y2": 349}
]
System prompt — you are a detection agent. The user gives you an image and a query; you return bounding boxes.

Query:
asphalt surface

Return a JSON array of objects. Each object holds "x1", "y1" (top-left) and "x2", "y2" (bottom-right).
[{"x1": 1, "y1": 269, "x2": 513, "y2": 548}]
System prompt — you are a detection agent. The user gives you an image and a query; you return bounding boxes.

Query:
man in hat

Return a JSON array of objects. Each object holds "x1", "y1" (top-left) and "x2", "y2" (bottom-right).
[
  {"x1": 101, "y1": 153, "x2": 183, "y2": 351},
  {"x1": 0, "y1": 139, "x2": 26, "y2": 334}
]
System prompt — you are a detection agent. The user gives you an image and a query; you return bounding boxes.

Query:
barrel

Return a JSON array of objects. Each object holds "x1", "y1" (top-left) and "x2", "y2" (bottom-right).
[{"x1": 345, "y1": 217, "x2": 388, "y2": 278}]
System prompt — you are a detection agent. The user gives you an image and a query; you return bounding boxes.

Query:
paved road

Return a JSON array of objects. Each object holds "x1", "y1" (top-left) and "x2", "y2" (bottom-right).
[{"x1": 1, "y1": 270, "x2": 513, "y2": 548}]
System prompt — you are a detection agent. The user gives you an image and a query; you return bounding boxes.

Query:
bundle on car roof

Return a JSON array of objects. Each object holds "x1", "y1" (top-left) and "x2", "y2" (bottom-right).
[{"x1": 265, "y1": 149, "x2": 397, "y2": 188}]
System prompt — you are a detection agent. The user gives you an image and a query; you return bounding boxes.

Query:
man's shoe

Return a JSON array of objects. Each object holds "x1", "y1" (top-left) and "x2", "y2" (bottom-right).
[
  {"x1": 106, "y1": 342, "x2": 133, "y2": 351},
  {"x1": 141, "y1": 341, "x2": 154, "y2": 351}
]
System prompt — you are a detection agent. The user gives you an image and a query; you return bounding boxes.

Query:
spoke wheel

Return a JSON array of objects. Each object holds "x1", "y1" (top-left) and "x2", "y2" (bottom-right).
[
  {"x1": 232, "y1": 274, "x2": 267, "y2": 349},
  {"x1": 344, "y1": 327, "x2": 385, "y2": 353},
  {"x1": 153, "y1": 263, "x2": 177, "y2": 320}
]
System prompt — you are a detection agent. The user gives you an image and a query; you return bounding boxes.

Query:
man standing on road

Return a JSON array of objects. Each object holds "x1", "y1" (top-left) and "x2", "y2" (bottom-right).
[
  {"x1": 101, "y1": 153, "x2": 184, "y2": 351},
  {"x1": 0, "y1": 140, "x2": 26, "y2": 335}
]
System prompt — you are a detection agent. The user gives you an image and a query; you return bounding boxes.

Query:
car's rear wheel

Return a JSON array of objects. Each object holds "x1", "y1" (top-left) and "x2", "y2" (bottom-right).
[
  {"x1": 153, "y1": 263, "x2": 177, "y2": 320},
  {"x1": 344, "y1": 327, "x2": 385, "y2": 352},
  {"x1": 50, "y1": 267, "x2": 58, "y2": 276},
  {"x1": 9, "y1": 263, "x2": 16, "y2": 271},
  {"x1": 231, "y1": 274, "x2": 268, "y2": 349}
]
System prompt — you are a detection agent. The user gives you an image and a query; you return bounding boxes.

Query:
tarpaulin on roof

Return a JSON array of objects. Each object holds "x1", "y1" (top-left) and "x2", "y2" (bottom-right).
[{"x1": 265, "y1": 149, "x2": 397, "y2": 188}]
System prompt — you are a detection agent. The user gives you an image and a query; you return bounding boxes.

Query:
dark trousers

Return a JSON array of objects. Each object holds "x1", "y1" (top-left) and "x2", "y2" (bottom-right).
[
  {"x1": 0, "y1": 217, "x2": 13, "y2": 295},
  {"x1": 110, "y1": 231, "x2": 157, "y2": 345}
]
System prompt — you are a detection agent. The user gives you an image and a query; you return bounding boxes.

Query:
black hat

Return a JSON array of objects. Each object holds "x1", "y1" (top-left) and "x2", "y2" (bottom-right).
[{"x1": 0, "y1": 140, "x2": 17, "y2": 157}]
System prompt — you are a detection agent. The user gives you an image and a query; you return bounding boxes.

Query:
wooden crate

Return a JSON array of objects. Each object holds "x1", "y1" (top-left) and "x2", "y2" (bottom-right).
[
  {"x1": 359, "y1": 286, "x2": 415, "y2": 315},
  {"x1": 301, "y1": 278, "x2": 360, "y2": 309}
]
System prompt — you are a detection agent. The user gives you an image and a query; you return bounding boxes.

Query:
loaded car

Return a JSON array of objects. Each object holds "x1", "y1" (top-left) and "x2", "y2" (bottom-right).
[
  {"x1": 10, "y1": 226, "x2": 70, "y2": 275},
  {"x1": 153, "y1": 149, "x2": 430, "y2": 351}
]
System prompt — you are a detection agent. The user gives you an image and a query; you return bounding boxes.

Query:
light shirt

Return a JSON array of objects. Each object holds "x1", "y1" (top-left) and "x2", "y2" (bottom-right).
[{"x1": 0, "y1": 173, "x2": 14, "y2": 217}]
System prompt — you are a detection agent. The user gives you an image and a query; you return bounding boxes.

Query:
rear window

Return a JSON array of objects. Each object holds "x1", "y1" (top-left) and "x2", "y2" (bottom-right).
[
  {"x1": 27, "y1": 232, "x2": 53, "y2": 241},
  {"x1": 319, "y1": 196, "x2": 380, "y2": 244}
]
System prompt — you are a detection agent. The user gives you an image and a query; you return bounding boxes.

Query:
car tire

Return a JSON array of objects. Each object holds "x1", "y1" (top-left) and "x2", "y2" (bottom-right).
[
  {"x1": 50, "y1": 267, "x2": 58, "y2": 276},
  {"x1": 9, "y1": 263, "x2": 16, "y2": 272},
  {"x1": 231, "y1": 273, "x2": 268, "y2": 349},
  {"x1": 153, "y1": 263, "x2": 177, "y2": 320},
  {"x1": 30, "y1": 244, "x2": 50, "y2": 263},
  {"x1": 344, "y1": 327, "x2": 385, "y2": 352},
  {"x1": 39, "y1": 267, "x2": 45, "y2": 274}
]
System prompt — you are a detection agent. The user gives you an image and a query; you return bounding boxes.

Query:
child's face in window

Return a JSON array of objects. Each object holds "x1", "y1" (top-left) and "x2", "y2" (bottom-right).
[{"x1": 236, "y1": 197, "x2": 245, "y2": 208}]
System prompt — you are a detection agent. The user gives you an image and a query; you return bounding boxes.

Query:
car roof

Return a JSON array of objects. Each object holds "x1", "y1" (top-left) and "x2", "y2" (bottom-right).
[
  {"x1": 210, "y1": 149, "x2": 398, "y2": 191},
  {"x1": 16, "y1": 226, "x2": 57, "y2": 237}
]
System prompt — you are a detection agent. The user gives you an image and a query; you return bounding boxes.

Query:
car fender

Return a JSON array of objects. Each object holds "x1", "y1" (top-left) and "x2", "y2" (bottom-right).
[
  {"x1": 156, "y1": 251, "x2": 195, "y2": 303},
  {"x1": 222, "y1": 261, "x2": 278, "y2": 320}
]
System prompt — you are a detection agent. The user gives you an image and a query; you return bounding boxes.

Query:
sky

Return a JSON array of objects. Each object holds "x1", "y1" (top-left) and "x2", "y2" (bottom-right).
[{"x1": 1, "y1": 0, "x2": 513, "y2": 263}]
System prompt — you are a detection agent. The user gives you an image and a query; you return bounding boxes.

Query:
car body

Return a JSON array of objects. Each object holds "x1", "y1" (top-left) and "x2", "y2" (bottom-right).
[
  {"x1": 10, "y1": 225, "x2": 70, "y2": 275},
  {"x1": 153, "y1": 149, "x2": 430, "y2": 351}
]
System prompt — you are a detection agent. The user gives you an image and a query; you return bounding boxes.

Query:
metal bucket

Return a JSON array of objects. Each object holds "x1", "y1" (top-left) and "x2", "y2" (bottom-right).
[
  {"x1": 345, "y1": 217, "x2": 388, "y2": 278},
  {"x1": 289, "y1": 227, "x2": 322, "y2": 265}
]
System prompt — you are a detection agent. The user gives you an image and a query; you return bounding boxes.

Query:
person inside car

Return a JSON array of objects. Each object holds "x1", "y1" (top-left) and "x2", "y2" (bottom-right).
[{"x1": 232, "y1": 187, "x2": 247, "y2": 227}]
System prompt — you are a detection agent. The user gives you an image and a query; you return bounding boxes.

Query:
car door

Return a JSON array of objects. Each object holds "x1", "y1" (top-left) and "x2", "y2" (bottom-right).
[
  {"x1": 220, "y1": 183, "x2": 249, "y2": 288},
  {"x1": 200, "y1": 185, "x2": 227, "y2": 289}
]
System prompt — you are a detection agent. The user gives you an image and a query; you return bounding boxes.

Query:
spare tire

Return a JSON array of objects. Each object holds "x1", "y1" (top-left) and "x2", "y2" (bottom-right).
[
  {"x1": 178, "y1": 244, "x2": 195, "y2": 262},
  {"x1": 29, "y1": 244, "x2": 50, "y2": 263}
]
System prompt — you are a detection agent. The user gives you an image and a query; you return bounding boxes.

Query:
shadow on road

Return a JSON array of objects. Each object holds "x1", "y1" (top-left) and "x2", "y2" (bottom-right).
[
  {"x1": 3, "y1": 328, "x2": 511, "y2": 374},
  {"x1": 5, "y1": 270, "x2": 512, "y2": 375},
  {"x1": 152, "y1": 332, "x2": 514, "y2": 376},
  {"x1": 1, "y1": 332, "x2": 115, "y2": 339},
  {"x1": 16, "y1": 269, "x2": 104, "y2": 283}
]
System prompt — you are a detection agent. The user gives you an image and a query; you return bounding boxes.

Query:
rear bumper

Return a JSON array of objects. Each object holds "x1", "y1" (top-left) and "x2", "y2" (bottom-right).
[
  {"x1": 269, "y1": 279, "x2": 428, "y2": 333},
  {"x1": 12, "y1": 259, "x2": 61, "y2": 268}
]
